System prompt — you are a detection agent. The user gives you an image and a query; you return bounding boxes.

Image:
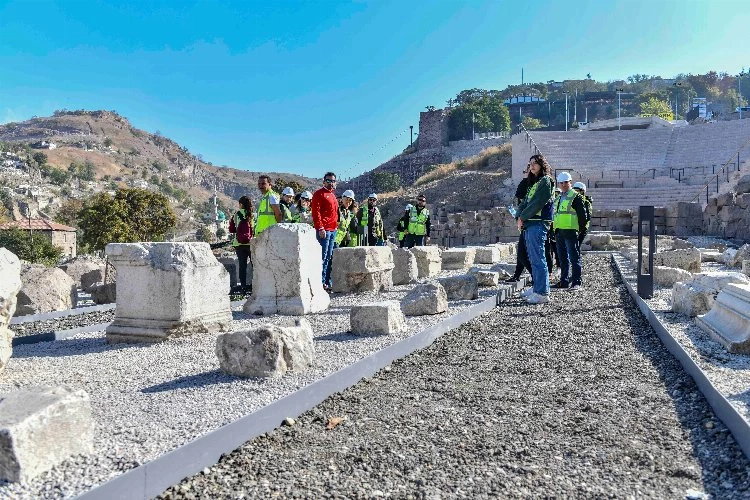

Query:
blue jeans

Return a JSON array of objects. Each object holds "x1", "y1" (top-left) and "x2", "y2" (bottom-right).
[
  {"x1": 405, "y1": 234, "x2": 425, "y2": 248},
  {"x1": 556, "y1": 230, "x2": 582, "y2": 286},
  {"x1": 524, "y1": 223, "x2": 549, "y2": 296},
  {"x1": 317, "y1": 229, "x2": 337, "y2": 288}
]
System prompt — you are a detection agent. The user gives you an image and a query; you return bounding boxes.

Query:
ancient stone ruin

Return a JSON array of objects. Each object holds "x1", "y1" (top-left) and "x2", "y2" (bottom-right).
[
  {"x1": 0, "y1": 248, "x2": 21, "y2": 374},
  {"x1": 331, "y1": 246, "x2": 394, "y2": 294},
  {"x1": 350, "y1": 301, "x2": 406, "y2": 335},
  {"x1": 697, "y1": 283, "x2": 750, "y2": 353}
]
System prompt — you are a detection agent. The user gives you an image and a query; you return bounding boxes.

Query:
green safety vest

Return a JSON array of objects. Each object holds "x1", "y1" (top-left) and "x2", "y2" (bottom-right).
[
  {"x1": 335, "y1": 208, "x2": 354, "y2": 244},
  {"x1": 553, "y1": 190, "x2": 580, "y2": 230},
  {"x1": 407, "y1": 206, "x2": 429, "y2": 236},
  {"x1": 280, "y1": 202, "x2": 294, "y2": 223},
  {"x1": 523, "y1": 178, "x2": 553, "y2": 221},
  {"x1": 255, "y1": 190, "x2": 279, "y2": 235},
  {"x1": 583, "y1": 196, "x2": 592, "y2": 230},
  {"x1": 359, "y1": 207, "x2": 383, "y2": 238}
]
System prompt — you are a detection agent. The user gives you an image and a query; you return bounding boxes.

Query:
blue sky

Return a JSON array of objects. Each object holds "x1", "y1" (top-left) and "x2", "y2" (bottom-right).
[{"x1": 1, "y1": 0, "x2": 748, "y2": 179}]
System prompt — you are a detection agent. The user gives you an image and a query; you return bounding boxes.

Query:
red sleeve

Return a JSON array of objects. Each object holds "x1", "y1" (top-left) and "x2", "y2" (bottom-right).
[{"x1": 311, "y1": 189, "x2": 322, "y2": 230}]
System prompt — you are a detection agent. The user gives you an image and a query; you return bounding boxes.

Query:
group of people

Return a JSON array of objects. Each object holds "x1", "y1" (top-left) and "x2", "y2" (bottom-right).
[
  {"x1": 226, "y1": 172, "x2": 431, "y2": 293},
  {"x1": 510, "y1": 154, "x2": 592, "y2": 304}
]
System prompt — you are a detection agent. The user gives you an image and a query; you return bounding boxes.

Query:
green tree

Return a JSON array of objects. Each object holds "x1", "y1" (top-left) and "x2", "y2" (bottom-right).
[
  {"x1": 372, "y1": 171, "x2": 401, "y2": 193},
  {"x1": 195, "y1": 224, "x2": 215, "y2": 243},
  {"x1": 77, "y1": 161, "x2": 96, "y2": 181},
  {"x1": 522, "y1": 116, "x2": 544, "y2": 129},
  {"x1": 274, "y1": 177, "x2": 305, "y2": 196},
  {"x1": 103, "y1": 137, "x2": 113, "y2": 147},
  {"x1": 215, "y1": 227, "x2": 227, "y2": 240},
  {"x1": 76, "y1": 187, "x2": 177, "y2": 251},
  {"x1": 54, "y1": 199, "x2": 84, "y2": 227},
  {"x1": 48, "y1": 167, "x2": 71, "y2": 185},
  {"x1": 32, "y1": 152, "x2": 48, "y2": 166},
  {"x1": 0, "y1": 228, "x2": 63, "y2": 266},
  {"x1": 640, "y1": 97, "x2": 673, "y2": 117}
]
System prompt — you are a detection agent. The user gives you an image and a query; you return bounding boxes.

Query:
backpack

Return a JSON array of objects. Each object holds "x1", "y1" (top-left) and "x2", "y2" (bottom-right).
[{"x1": 231, "y1": 210, "x2": 252, "y2": 244}]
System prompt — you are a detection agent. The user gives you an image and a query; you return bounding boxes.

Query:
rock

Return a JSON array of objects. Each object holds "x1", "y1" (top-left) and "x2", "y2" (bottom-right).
[
  {"x1": 475, "y1": 271, "x2": 500, "y2": 287},
  {"x1": 350, "y1": 301, "x2": 406, "y2": 335},
  {"x1": 105, "y1": 242, "x2": 232, "y2": 342},
  {"x1": 401, "y1": 282, "x2": 448, "y2": 316},
  {"x1": 438, "y1": 275, "x2": 479, "y2": 300},
  {"x1": 80, "y1": 267, "x2": 105, "y2": 292},
  {"x1": 0, "y1": 386, "x2": 94, "y2": 482},
  {"x1": 735, "y1": 173, "x2": 750, "y2": 194},
  {"x1": 391, "y1": 248, "x2": 418, "y2": 286},
  {"x1": 441, "y1": 248, "x2": 476, "y2": 270},
  {"x1": 474, "y1": 247, "x2": 500, "y2": 264},
  {"x1": 217, "y1": 255, "x2": 239, "y2": 287},
  {"x1": 89, "y1": 281, "x2": 116, "y2": 304},
  {"x1": 243, "y1": 224, "x2": 329, "y2": 315},
  {"x1": 653, "y1": 247, "x2": 702, "y2": 273},
  {"x1": 696, "y1": 283, "x2": 750, "y2": 353},
  {"x1": 409, "y1": 246, "x2": 441, "y2": 279},
  {"x1": 720, "y1": 248, "x2": 739, "y2": 267},
  {"x1": 216, "y1": 318, "x2": 315, "y2": 378},
  {"x1": 730, "y1": 244, "x2": 750, "y2": 267},
  {"x1": 58, "y1": 256, "x2": 105, "y2": 287},
  {"x1": 743, "y1": 260, "x2": 750, "y2": 277},
  {"x1": 15, "y1": 265, "x2": 74, "y2": 316},
  {"x1": 654, "y1": 266, "x2": 692, "y2": 288},
  {"x1": 671, "y1": 238, "x2": 695, "y2": 250},
  {"x1": 0, "y1": 249, "x2": 22, "y2": 374},
  {"x1": 699, "y1": 249, "x2": 723, "y2": 263},
  {"x1": 672, "y1": 271, "x2": 750, "y2": 317},
  {"x1": 489, "y1": 263, "x2": 514, "y2": 279},
  {"x1": 490, "y1": 243, "x2": 516, "y2": 261},
  {"x1": 330, "y1": 246, "x2": 394, "y2": 294},
  {"x1": 588, "y1": 233, "x2": 613, "y2": 251}
]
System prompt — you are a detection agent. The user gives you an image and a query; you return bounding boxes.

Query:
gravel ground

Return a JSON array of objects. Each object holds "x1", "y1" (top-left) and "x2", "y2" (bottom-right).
[
  {"x1": 159, "y1": 255, "x2": 750, "y2": 499},
  {"x1": 0, "y1": 270, "x2": 493, "y2": 499},
  {"x1": 8, "y1": 310, "x2": 116, "y2": 338}
]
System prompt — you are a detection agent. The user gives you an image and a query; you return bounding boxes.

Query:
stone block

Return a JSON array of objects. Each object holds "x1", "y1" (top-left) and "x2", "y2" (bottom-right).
[
  {"x1": 0, "y1": 249, "x2": 21, "y2": 375},
  {"x1": 401, "y1": 282, "x2": 448, "y2": 316},
  {"x1": 696, "y1": 283, "x2": 750, "y2": 353},
  {"x1": 89, "y1": 282, "x2": 116, "y2": 304},
  {"x1": 672, "y1": 271, "x2": 750, "y2": 317},
  {"x1": 699, "y1": 249, "x2": 723, "y2": 263},
  {"x1": 59, "y1": 256, "x2": 105, "y2": 288},
  {"x1": 743, "y1": 260, "x2": 750, "y2": 277},
  {"x1": 671, "y1": 238, "x2": 694, "y2": 250},
  {"x1": 106, "y1": 242, "x2": 232, "y2": 342},
  {"x1": 244, "y1": 224, "x2": 329, "y2": 315},
  {"x1": 217, "y1": 255, "x2": 239, "y2": 286},
  {"x1": 654, "y1": 266, "x2": 692, "y2": 288},
  {"x1": 475, "y1": 271, "x2": 499, "y2": 287},
  {"x1": 474, "y1": 246, "x2": 500, "y2": 264},
  {"x1": 0, "y1": 386, "x2": 93, "y2": 482},
  {"x1": 391, "y1": 248, "x2": 418, "y2": 286},
  {"x1": 330, "y1": 246, "x2": 394, "y2": 294},
  {"x1": 350, "y1": 301, "x2": 406, "y2": 335},
  {"x1": 437, "y1": 275, "x2": 479, "y2": 300},
  {"x1": 587, "y1": 232, "x2": 613, "y2": 251},
  {"x1": 441, "y1": 248, "x2": 476, "y2": 270},
  {"x1": 409, "y1": 246, "x2": 442, "y2": 278},
  {"x1": 15, "y1": 265, "x2": 74, "y2": 316},
  {"x1": 216, "y1": 318, "x2": 314, "y2": 378},
  {"x1": 80, "y1": 268, "x2": 105, "y2": 292},
  {"x1": 653, "y1": 247, "x2": 702, "y2": 273}
]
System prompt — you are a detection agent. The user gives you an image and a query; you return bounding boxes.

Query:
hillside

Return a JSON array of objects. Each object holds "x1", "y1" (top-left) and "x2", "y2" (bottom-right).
[{"x1": 0, "y1": 110, "x2": 317, "y2": 230}]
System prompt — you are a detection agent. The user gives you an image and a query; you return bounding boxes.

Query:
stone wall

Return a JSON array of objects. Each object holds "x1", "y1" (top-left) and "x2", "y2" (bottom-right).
[
  {"x1": 418, "y1": 109, "x2": 449, "y2": 150},
  {"x1": 432, "y1": 207, "x2": 520, "y2": 246}
]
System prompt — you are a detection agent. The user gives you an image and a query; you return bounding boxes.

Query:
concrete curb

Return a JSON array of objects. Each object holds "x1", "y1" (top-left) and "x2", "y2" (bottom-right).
[
  {"x1": 75, "y1": 294, "x2": 504, "y2": 499},
  {"x1": 612, "y1": 255, "x2": 750, "y2": 461},
  {"x1": 10, "y1": 303, "x2": 116, "y2": 325}
]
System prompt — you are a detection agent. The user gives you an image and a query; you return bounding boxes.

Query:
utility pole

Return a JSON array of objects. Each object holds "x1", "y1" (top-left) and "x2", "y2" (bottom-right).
[
  {"x1": 409, "y1": 125, "x2": 413, "y2": 146},
  {"x1": 472, "y1": 113, "x2": 475, "y2": 140},
  {"x1": 574, "y1": 89, "x2": 577, "y2": 123},
  {"x1": 673, "y1": 82, "x2": 682, "y2": 119},
  {"x1": 740, "y1": 70, "x2": 746, "y2": 120},
  {"x1": 615, "y1": 87, "x2": 624, "y2": 130},
  {"x1": 563, "y1": 91, "x2": 569, "y2": 131}
]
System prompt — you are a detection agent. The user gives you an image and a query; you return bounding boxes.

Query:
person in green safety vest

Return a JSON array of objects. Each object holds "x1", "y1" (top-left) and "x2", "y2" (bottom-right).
[
  {"x1": 291, "y1": 191, "x2": 314, "y2": 225},
  {"x1": 401, "y1": 194, "x2": 431, "y2": 248},
  {"x1": 227, "y1": 195, "x2": 254, "y2": 295},
  {"x1": 280, "y1": 187, "x2": 296, "y2": 223},
  {"x1": 356, "y1": 193, "x2": 384, "y2": 246},
  {"x1": 396, "y1": 204, "x2": 412, "y2": 248},
  {"x1": 552, "y1": 172, "x2": 590, "y2": 291},
  {"x1": 255, "y1": 175, "x2": 283, "y2": 235},
  {"x1": 334, "y1": 190, "x2": 356, "y2": 247},
  {"x1": 573, "y1": 182, "x2": 593, "y2": 231}
]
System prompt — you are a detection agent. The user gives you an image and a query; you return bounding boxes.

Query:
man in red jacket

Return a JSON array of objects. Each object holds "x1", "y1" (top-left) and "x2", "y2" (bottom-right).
[{"x1": 311, "y1": 171, "x2": 340, "y2": 291}]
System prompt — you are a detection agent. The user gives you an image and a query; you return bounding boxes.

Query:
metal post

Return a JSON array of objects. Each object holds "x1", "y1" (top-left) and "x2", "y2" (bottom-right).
[
  {"x1": 637, "y1": 205, "x2": 655, "y2": 299},
  {"x1": 740, "y1": 70, "x2": 744, "y2": 120},
  {"x1": 409, "y1": 125, "x2": 413, "y2": 146},
  {"x1": 472, "y1": 113, "x2": 475, "y2": 140}
]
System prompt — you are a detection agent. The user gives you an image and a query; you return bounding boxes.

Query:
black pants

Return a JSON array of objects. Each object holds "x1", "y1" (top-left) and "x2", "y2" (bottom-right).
[
  {"x1": 513, "y1": 231, "x2": 532, "y2": 279},
  {"x1": 545, "y1": 231, "x2": 558, "y2": 272},
  {"x1": 235, "y1": 245, "x2": 251, "y2": 288},
  {"x1": 405, "y1": 234, "x2": 425, "y2": 248}
]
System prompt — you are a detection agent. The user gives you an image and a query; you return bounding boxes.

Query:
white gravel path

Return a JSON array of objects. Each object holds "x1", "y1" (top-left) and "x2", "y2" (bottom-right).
[{"x1": 0, "y1": 270, "x2": 494, "y2": 499}]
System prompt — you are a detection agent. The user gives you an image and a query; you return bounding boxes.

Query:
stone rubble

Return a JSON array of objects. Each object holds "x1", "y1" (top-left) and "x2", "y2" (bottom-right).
[
  {"x1": 330, "y1": 246, "x2": 394, "y2": 294},
  {"x1": 408, "y1": 246, "x2": 441, "y2": 278},
  {"x1": 672, "y1": 271, "x2": 750, "y2": 317},
  {"x1": 400, "y1": 282, "x2": 448, "y2": 316},
  {"x1": 15, "y1": 265, "x2": 74, "y2": 316},
  {"x1": 390, "y1": 248, "x2": 418, "y2": 286},
  {"x1": 349, "y1": 301, "x2": 406, "y2": 336},
  {"x1": 437, "y1": 274, "x2": 479, "y2": 300},
  {"x1": 0, "y1": 248, "x2": 21, "y2": 374}
]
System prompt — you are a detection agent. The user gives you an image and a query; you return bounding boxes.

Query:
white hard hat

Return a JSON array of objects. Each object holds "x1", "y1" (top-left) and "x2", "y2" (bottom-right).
[
  {"x1": 556, "y1": 171, "x2": 573, "y2": 182},
  {"x1": 368, "y1": 193, "x2": 378, "y2": 200},
  {"x1": 405, "y1": 204, "x2": 413, "y2": 210},
  {"x1": 281, "y1": 187, "x2": 295, "y2": 197},
  {"x1": 342, "y1": 189, "x2": 355, "y2": 199},
  {"x1": 300, "y1": 191, "x2": 313, "y2": 200},
  {"x1": 573, "y1": 182, "x2": 587, "y2": 192}
]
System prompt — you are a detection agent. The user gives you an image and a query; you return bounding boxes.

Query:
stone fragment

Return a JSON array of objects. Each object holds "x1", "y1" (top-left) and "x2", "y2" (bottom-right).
[
  {"x1": 391, "y1": 248, "x2": 418, "y2": 285},
  {"x1": 743, "y1": 260, "x2": 750, "y2": 277},
  {"x1": 588, "y1": 233, "x2": 613, "y2": 250},
  {"x1": 735, "y1": 173, "x2": 750, "y2": 194},
  {"x1": 474, "y1": 247, "x2": 500, "y2": 264},
  {"x1": 105, "y1": 242, "x2": 232, "y2": 342},
  {"x1": 0, "y1": 249, "x2": 22, "y2": 374},
  {"x1": 730, "y1": 244, "x2": 750, "y2": 267},
  {"x1": 438, "y1": 275, "x2": 479, "y2": 300},
  {"x1": 489, "y1": 263, "x2": 514, "y2": 279},
  {"x1": 330, "y1": 246, "x2": 394, "y2": 294},
  {"x1": 696, "y1": 283, "x2": 750, "y2": 353},
  {"x1": 15, "y1": 265, "x2": 74, "y2": 316},
  {"x1": 409, "y1": 246, "x2": 442, "y2": 278},
  {"x1": 80, "y1": 268, "x2": 105, "y2": 292},
  {"x1": 720, "y1": 248, "x2": 739, "y2": 267},
  {"x1": 441, "y1": 248, "x2": 476, "y2": 270},
  {"x1": 475, "y1": 271, "x2": 500, "y2": 287},
  {"x1": 0, "y1": 386, "x2": 94, "y2": 482},
  {"x1": 243, "y1": 224, "x2": 329, "y2": 315},
  {"x1": 490, "y1": 243, "x2": 516, "y2": 261},
  {"x1": 59, "y1": 256, "x2": 105, "y2": 288},
  {"x1": 217, "y1": 255, "x2": 239, "y2": 287},
  {"x1": 216, "y1": 318, "x2": 315, "y2": 378},
  {"x1": 699, "y1": 249, "x2": 723, "y2": 263},
  {"x1": 653, "y1": 247, "x2": 702, "y2": 273},
  {"x1": 672, "y1": 271, "x2": 750, "y2": 317},
  {"x1": 654, "y1": 266, "x2": 692, "y2": 288},
  {"x1": 89, "y1": 281, "x2": 116, "y2": 304},
  {"x1": 350, "y1": 301, "x2": 406, "y2": 335},
  {"x1": 671, "y1": 238, "x2": 695, "y2": 250},
  {"x1": 401, "y1": 282, "x2": 448, "y2": 316}
]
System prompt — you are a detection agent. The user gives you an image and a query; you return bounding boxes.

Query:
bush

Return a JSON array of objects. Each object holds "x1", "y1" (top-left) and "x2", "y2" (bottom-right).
[
  {"x1": 372, "y1": 171, "x2": 401, "y2": 193},
  {"x1": 0, "y1": 228, "x2": 63, "y2": 266}
]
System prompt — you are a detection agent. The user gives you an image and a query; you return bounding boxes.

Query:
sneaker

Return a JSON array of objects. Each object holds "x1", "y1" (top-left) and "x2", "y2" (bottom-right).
[
  {"x1": 520, "y1": 287, "x2": 534, "y2": 298},
  {"x1": 526, "y1": 293, "x2": 550, "y2": 304},
  {"x1": 504, "y1": 276, "x2": 520, "y2": 283},
  {"x1": 551, "y1": 282, "x2": 569, "y2": 289},
  {"x1": 569, "y1": 284, "x2": 581, "y2": 291}
]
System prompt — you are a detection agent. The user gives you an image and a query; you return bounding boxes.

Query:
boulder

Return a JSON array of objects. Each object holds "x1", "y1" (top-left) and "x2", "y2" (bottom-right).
[
  {"x1": 0, "y1": 248, "x2": 22, "y2": 374},
  {"x1": 474, "y1": 247, "x2": 500, "y2": 264},
  {"x1": 699, "y1": 249, "x2": 723, "y2": 263},
  {"x1": 89, "y1": 281, "x2": 116, "y2": 304},
  {"x1": 671, "y1": 238, "x2": 695, "y2": 250},
  {"x1": 105, "y1": 242, "x2": 232, "y2": 342},
  {"x1": 720, "y1": 248, "x2": 739, "y2": 267},
  {"x1": 216, "y1": 318, "x2": 314, "y2": 378},
  {"x1": 330, "y1": 246, "x2": 394, "y2": 294},
  {"x1": 401, "y1": 282, "x2": 448, "y2": 316},
  {"x1": 672, "y1": 271, "x2": 750, "y2": 317},
  {"x1": 80, "y1": 267, "x2": 105, "y2": 292},
  {"x1": 441, "y1": 248, "x2": 476, "y2": 270},
  {"x1": 350, "y1": 301, "x2": 406, "y2": 335},
  {"x1": 243, "y1": 224, "x2": 329, "y2": 315},
  {"x1": 743, "y1": 260, "x2": 750, "y2": 277},
  {"x1": 729, "y1": 244, "x2": 750, "y2": 268},
  {"x1": 438, "y1": 275, "x2": 479, "y2": 300},
  {"x1": 653, "y1": 247, "x2": 702, "y2": 273},
  {"x1": 735, "y1": 173, "x2": 750, "y2": 194},
  {"x1": 15, "y1": 265, "x2": 74, "y2": 316},
  {"x1": 409, "y1": 246, "x2": 442, "y2": 278},
  {"x1": 696, "y1": 283, "x2": 750, "y2": 353},
  {"x1": 588, "y1": 233, "x2": 613, "y2": 250},
  {"x1": 654, "y1": 266, "x2": 692, "y2": 288},
  {"x1": 391, "y1": 248, "x2": 418, "y2": 286},
  {"x1": 475, "y1": 271, "x2": 500, "y2": 287},
  {"x1": 0, "y1": 386, "x2": 94, "y2": 482},
  {"x1": 59, "y1": 256, "x2": 105, "y2": 288}
]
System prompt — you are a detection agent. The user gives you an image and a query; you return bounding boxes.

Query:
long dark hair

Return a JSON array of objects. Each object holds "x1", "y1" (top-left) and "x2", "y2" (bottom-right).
[
  {"x1": 527, "y1": 154, "x2": 552, "y2": 184},
  {"x1": 238, "y1": 195, "x2": 254, "y2": 218}
]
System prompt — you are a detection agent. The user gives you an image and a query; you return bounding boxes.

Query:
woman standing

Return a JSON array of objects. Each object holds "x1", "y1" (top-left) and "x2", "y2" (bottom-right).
[
  {"x1": 228, "y1": 195, "x2": 254, "y2": 295},
  {"x1": 515, "y1": 154, "x2": 554, "y2": 304}
]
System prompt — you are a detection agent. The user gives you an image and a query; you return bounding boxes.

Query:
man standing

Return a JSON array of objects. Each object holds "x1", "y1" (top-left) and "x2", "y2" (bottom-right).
[
  {"x1": 255, "y1": 175, "x2": 283, "y2": 235},
  {"x1": 396, "y1": 204, "x2": 411, "y2": 248},
  {"x1": 552, "y1": 172, "x2": 590, "y2": 290},
  {"x1": 402, "y1": 194, "x2": 430, "y2": 247},
  {"x1": 311, "y1": 172, "x2": 339, "y2": 291},
  {"x1": 357, "y1": 193, "x2": 384, "y2": 246}
]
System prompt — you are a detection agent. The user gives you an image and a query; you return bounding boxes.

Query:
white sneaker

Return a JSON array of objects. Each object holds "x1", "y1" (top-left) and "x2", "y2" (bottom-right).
[
  {"x1": 569, "y1": 284, "x2": 581, "y2": 291},
  {"x1": 520, "y1": 287, "x2": 534, "y2": 297},
  {"x1": 526, "y1": 293, "x2": 550, "y2": 304}
]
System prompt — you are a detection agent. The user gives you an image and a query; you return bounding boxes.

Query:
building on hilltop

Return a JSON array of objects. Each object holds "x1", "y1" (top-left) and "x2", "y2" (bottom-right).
[{"x1": 0, "y1": 219, "x2": 77, "y2": 257}]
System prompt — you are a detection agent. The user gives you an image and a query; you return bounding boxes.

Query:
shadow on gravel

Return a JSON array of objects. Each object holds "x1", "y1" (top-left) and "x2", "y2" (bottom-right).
[
  {"x1": 142, "y1": 369, "x2": 237, "y2": 393},
  {"x1": 614, "y1": 265, "x2": 742, "y2": 497},
  {"x1": 11, "y1": 337, "x2": 149, "y2": 359},
  {"x1": 315, "y1": 331, "x2": 372, "y2": 342}
]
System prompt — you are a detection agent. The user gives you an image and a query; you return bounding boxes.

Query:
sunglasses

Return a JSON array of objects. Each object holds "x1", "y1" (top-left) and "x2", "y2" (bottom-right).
[{"x1": 324, "y1": 179, "x2": 336, "y2": 183}]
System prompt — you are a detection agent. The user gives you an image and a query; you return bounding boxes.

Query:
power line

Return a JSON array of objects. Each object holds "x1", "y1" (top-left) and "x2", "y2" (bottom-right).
[{"x1": 341, "y1": 127, "x2": 410, "y2": 181}]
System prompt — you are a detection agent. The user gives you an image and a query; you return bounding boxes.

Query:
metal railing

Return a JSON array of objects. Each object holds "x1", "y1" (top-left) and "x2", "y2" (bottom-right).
[{"x1": 688, "y1": 135, "x2": 750, "y2": 204}]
